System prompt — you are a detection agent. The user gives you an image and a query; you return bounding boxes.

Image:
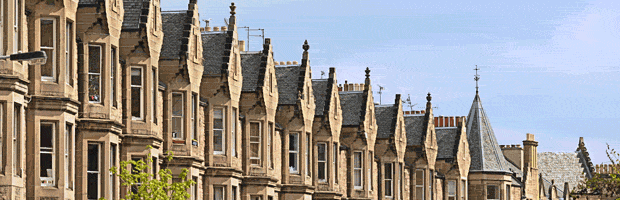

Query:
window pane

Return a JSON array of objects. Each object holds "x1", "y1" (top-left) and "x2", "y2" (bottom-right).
[
  {"x1": 354, "y1": 153, "x2": 361, "y2": 168},
  {"x1": 40, "y1": 124, "x2": 53, "y2": 148},
  {"x1": 385, "y1": 164, "x2": 392, "y2": 179},
  {"x1": 250, "y1": 123, "x2": 259, "y2": 137},
  {"x1": 88, "y1": 144, "x2": 99, "y2": 171},
  {"x1": 88, "y1": 75, "x2": 100, "y2": 102},
  {"x1": 172, "y1": 93, "x2": 183, "y2": 116},
  {"x1": 213, "y1": 116, "x2": 223, "y2": 129},
  {"x1": 318, "y1": 162, "x2": 325, "y2": 180},
  {"x1": 251, "y1": 142, "x2": 259, "y2": 158},
  {"x1": 416, "y1": 170, "x2": 424, "y2": 185},
  {"x1": 88, "y1": 46, "x2": 101, "y2": 73},
  {"x1": 41, "y1": 49, "x2": 54, "y2": 77},
  {"x1": 214, "y1": 130, "x2": 223, "y2": 151},
  {"x1": 131, "y1": 89, "x2": 141, "y2": 117},
  {"x1": 40, "y1": 153, "x2": 52, "y2": 177},
  {"x1": 214, "y1": 187, "x2": 224, "y2": 200},
  {"x1": 354, "y1": 170, "x2": 361, "y2": 186},
  {"x1": 87, "y1": 173, "x2": 99, "y2": 199},
  {"x1": 448, "y1": 181, "x2": 456, "y2": 196},
  {"x1": 318, "y1": 144, "x2": 326, "y2": 161},
  {"x1": 131, "y1": 69, "x2": 142, "y2": 86},
  {"x1": 173, "y1": 118, "x2": 183, "y2": 138},
  {"x1": 289, "y1": 152, "x2": 297, "y2": 172},
  {"x1": 41, "y1": 20, "x2": 54, "y2": 47},
  {"x1": 416, "y1": 187, "x2": 423, "y2": 200},
  {"x1": 487, "y1": 185, "x2": 498, "y2": 200},
  {"x1": 289, "y1": 133, "x2": 298, "y2": 151}
]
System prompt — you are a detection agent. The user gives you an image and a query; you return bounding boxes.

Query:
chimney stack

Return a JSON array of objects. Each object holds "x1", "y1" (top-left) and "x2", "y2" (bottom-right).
[
  {"x1": 280, "y1": 61, "x2": 285, "y2": 65},
  {"x1": 286, "y1": 61, "x2": 292, "y2": 65},
  {"x1": 239, "y1": 40, "x2": 246, "y2": 51},
  {"x1": 523, "y1": 133, "x2": 539, "y2": 169},
  {"x1": 213, "y1": 27, "x2": 220, "y2": 31},
  {"x1": 343, "y1": 80, "x2": 348, "y2": 91},
  {"x1": 221, "y1": 26, "x2": 227, "y2": 31},
  {"x1": 293, "y1": 61, "x2": 299, "y2": 65}
]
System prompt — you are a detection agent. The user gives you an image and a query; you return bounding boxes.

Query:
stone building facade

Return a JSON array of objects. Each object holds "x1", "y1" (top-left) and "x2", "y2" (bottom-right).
[{"x1": 0, "y1": 1, "x2": 598, "y2": 200}]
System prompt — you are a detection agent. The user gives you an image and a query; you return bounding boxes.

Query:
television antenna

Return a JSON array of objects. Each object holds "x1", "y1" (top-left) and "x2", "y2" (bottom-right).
[
  {"x1": 377, "y1": 85, "x2": 385, "y2": 104},
  {"x1": 402, "y1": 94, "x2": 417, "y2": 112},
  {"x1": 321, "y1": 71, "x2": 325, "y2": 79},
  {"x1": 239, "y1": 26, "x2": 264, "y2": 51}
]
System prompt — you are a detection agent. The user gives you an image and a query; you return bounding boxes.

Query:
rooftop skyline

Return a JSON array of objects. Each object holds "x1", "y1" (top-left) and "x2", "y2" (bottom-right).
[{"x1": 162, "y1": 0, "x2": 620, "y2": 164}]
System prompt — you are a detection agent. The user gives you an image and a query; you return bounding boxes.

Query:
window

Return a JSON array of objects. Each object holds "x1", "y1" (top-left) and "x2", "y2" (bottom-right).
[
  {"x1": 88, "y1": 45, "x2": 102, "y2": 103},
  {"x1": 400, "y1": 163, "x2": 403, "y2": 200},
  {"x1": 191, "y1": 94, "x2": 197, "y2": 142},
  {"x1": 486, "y1": 185, "x2": 499, "y2": 200},
  {"x1": 13, "y1": 0, "x2": 20, "y2": 53},
  {"x1": 111, "y1": 47, "x2": 117, "y2": 107},
  {"x1": 0, "y1": 105, "x2": 3, "y2": 173},
  {"x1": 152, "y1": 69, "x2": 157, "y2": 123},
  {"x1": 41, "y1": 18, "x2": 56, "y2": 81},
  {"x1": 130, "y1": 157, "x2": 143, "y2": 193},
  {"x1": 13, "y1": 104, "x2": 20, "y2": 176},
  {"x1": 506, "y1": 185, "x2": 511, "y2": 200},
  {"x1": 353, "y1": 151, "x2": 363, "y2": 189},
  {"x1": 151, "y1": 157, "x2": 157, "y2": 178},
  {"x1": 317, "y1": 143, "x2": 327, "y2": 182},
  {"x1": 268, "y1": 122, "x2": 273, "y2": 168},
  {"x1": 385, "y1": 163, "x2": 393, "y2": 198},
  {"x1": 251, "y1": 196, "x2": 262, "y2": 200},
  {"x1": 193, "y1": 34, "x2": 198, "y2": 59},
  {"x1": 40, "y1": 122, "x2": 55, "y2": 186},
  {"x1": 66, "y1": 22, "x2": 72, "y2": 85},
  {"x1": 110, "y1": 144, "x2": 116, "y2": 199},
  {"x1": 461, "y1": 180, "x2": 466, "y2": 200},
  {"x1": 131, "y1": 67, "x2": 143, "y2": 120},
  {"x1": 213, "y1": 108, "x2": 225, "y2": 154},
  {"x1": 87, "y1": 143, "x2": 101, "y2": 200},
  {"x1": 232, "y1": 186, "x2": 237, "y2": 200},
  {"x1": 448, "y1": 180, "x2": 456, "y2": 200},
  {"x1": 430, "y1": 170, "x2": 434, "y2": 200},
  {"x1": 289, "y1": 133, "x2": 299, "y2": 174},
  {"x1": 172, "y1": 92, "x2": 184, "y2": 140},
  {"x1": 65, "y1": 123, "x2": 73, "y2": 188},
  {"x1": 213, "y1": 186, "x2": 224, "y2": 200},
  {"x1": 249, "y1": 122, "x2": 261, "y2": 165},
  {"x1": 369, "y1": 151, "x2": 373, "y2": 191},
  {"x1": 231, "y1": 108, "x2": 236, "y2": 157},
  {"x1": 191, "y1": 177, "x2": 197, "y2": 200},
  {"x1": 306, "y1": 133, "x2": 310, "y2": 177},
  {"x1": 415, "y1": 169, "x2": 424, "y2": 200},
  {"x1": 0, "y1": 0, "x2": 3, "y2": 55},
  {"x1": 334, "y1": 143, "x2": 338, "y2": 183}
]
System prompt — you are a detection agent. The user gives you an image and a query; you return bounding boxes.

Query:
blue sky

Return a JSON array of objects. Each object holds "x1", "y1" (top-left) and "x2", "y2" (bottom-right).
[{"x1": 162, "y1": 0, "x2": 620, "y2": 164}]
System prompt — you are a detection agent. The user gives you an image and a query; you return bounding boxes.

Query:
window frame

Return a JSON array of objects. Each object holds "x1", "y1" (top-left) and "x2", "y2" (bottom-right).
[
  {"x1": 171, "y1": 92, "x2": 184, "y2": 140},
  {"x1": 415, "y1": 169, "x2": 424, "y2": 200},
  {"x1": 369, "y1": 151, "x2": 373, "y2": 191},
  {"x1": 213, "y1": 108, "x2": 226, "y2": 155},
  {"x1": 334, "y1": 143, "x2": 338, "y2": 184},
  {"x1": 65, "y1": 123, "x2": 73, "y2": 189},
  {"x1": 448, "y1": 180, "x2": 457, "y2": 200},
  {"x1": 317, "y1": 142, "x2": 327, "y2": 182},
  {"x1": 40, "y1": 122, "x2": 55, "y2": 187},
  {"x1": 40, "y1": 18, "x2": 56, "y2": 82},
  {"x1": 306, "y1": 133, "x2": 311, "y2": 177},
  {"x1": 152, "y1": 69, "x2": 157, "y2": 124},
  {"x1": 231, "y1": 108, "x2": 236, "y2": 156},
  {"x1": 213, "y1": 186, "x2": 225, "y2": 200},
  {"x1": 88, "y1": 45, "x2": 102, "y2": 103},
  {"x1": 288, "y1": 132, "x2": 299, "y2": 174},
  {"x1": 249, "y1": 122, "x2": 261, "y2": 166},
  {"x1": 87, "y1": 143, "x2": 101, "y2": 200},
  {"x1": 268, "y1": 122, "x2": 273, "y2": 168},
  {"x1": 66, "y1": 22, "x2": 72, "y2": 86},
  {"x1": 110, "y1": 144, "x2": 117, "y2": 200},
  {"x1": 13, "y1": 0, "x2": 20, "y2": 53},
  {"x1": 191, "y1": 94, "x2": 197, "y2": 142},
  {"x1": 131, "y1": 67, "x2": 144, "y2": 120},
  {"x1": 13, "y1": 104, "x2": 20, "y2": 177},
  {"x1": 110, "y1": 47, "x2": 117, "y2": 107},
  {"x1": 353, "y1": 151, "x2": 363, "y2": 190},
  {"x1": 384, "y1": 163, "x2": 394, "y2": 198},
  {"x1": 461, "y1": 180, "x2": 467, "y2": 200}
]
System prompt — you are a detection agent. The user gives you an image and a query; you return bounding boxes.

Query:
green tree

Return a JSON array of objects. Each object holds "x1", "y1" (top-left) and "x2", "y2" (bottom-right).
[
  {"x1": 109, "y1": 145, "x2": 196, "y2": 200},
  {"x1": 573, "y1": 144, "x2": 620, "y2": 199}
]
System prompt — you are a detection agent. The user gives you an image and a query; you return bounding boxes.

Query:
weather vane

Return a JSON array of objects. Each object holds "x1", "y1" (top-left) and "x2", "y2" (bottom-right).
[{"x1": 474, "y1": 65, "x2": 480, "y2": 93}]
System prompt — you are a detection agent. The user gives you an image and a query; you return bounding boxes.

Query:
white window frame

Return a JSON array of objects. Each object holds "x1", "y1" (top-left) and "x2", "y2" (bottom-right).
[
  {"x1": 249, "y1": 122, "x2": 261, "y2": 166},
  {"x1": 171, "y1": 92, "x2": 184, "y2": 140},
  {"x1": 317, "y1": 142, "x2": 327, "y2": 182},
  {"x1": 40, "y1": 18, "x2": 56, "y2": 82},
  {"x1": 461, "y1": 180, "x2": 467, "y2": 200},
  {"x1": 131, "y1": 67, "x2": 143, "y2": 120},
  {"x1": 65, "y1": 123, "x2": 73, "y2": 189},
  {"x1": 288, "y1": 133, "x2": 299, "y2": 174},
  {"x1": 87, "y1": 143, "x2": 101, "y2": 200},
  {"x1": 40, "y1": 122, "x2": 55, "y2": 186},
  {"x1": 66, "y1": 22, "x2": 72, "y2": 86},
  {"x1": 13, "y1": 0, "x2": 19, "y2": 53},
  {"x1": 231, "y1": 108, "x2": 236, "y2": 156},
  {"x1": 88, "y1": 45, "x2": 102, "y2": 103},
  {"x1": 415, "y1": 169, "x2": 424, "y2": 200},
  {"x1": 448, "y1": 180, "x2": 457, "y2": 200},
  {"x1": 353, "y1": 151, "x2": 363, "y2": 190},
  {"x1": 213, "y1": 186, "x2": 225, "y2": 200},
  {"x1": 486, "y1": 185, "x2": 499, "y2": 200},
  {"x1": 191, "y1": 94, "x2": 197, "y2": 142},
  {"x1": 110, "y1": 144, "x2": 116, "y2": 200},
  {"x1": 306, "y1": 133, "x2": 311, "y2": 177},
  {"x1": 267, "y1": 122, "x2": 272, "y2": 168},
  {"x1": 152, "y1": 69, "x2": 156, "y2": 123},
  {"x1": 334, "y1": 143, "x2": 338, "y2": 184},
  {"x1": 213, "y1": 108, "x2": 225, "y2": 155},
  {"x1": 110, "y1": 47, "x2": 116, "y2": 107},
  {"x1": 384, "y1": 163, "x2": 394, "y2": 198},
  {"x1": 13, "y1": 104, "x2": 19, "y2": 176}
]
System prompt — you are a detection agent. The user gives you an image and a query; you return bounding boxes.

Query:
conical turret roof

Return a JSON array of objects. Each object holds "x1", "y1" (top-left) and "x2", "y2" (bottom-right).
[{"x1": 466, "y1": 93, "x2": 511, "y2": 173}]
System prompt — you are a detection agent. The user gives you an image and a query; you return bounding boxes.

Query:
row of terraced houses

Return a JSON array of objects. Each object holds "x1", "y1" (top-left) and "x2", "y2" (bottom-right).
[{"x1": 0, "y1": 0, "x2": 598, "y2": 200}]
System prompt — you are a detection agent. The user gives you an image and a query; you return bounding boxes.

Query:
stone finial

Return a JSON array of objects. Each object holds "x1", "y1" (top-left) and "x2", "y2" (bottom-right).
[
  {"x1": 365, "y1": 67, "x2": 370, "y2": 79},
  {"x1": 303, "y1": 40, "x2": 309, "y2": 51},
  {"x1": 579, "y1": 137, "x2": 585, "y2": 148},
  {"x1": 230, "y1": 2, "x2": 236, "y2": 16},
  {"x1": 265, "y1": 38, "x2": 271, "y2": 45},
  {"x1": 427, "y1": 93, "x2": 432, "y2": 102}
]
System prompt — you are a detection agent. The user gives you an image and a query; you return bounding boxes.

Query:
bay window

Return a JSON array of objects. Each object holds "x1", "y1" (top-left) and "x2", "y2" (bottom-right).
[
  {"x1": 213, "y1": 108, "x2": 225, "y2": 154},
  {"x1": 171, "y1": 92, "x2": 184, "y2": 140},
  {"x1": 249, "y1": 122, "x2": 261, "y2": 165},
  {"x1": 40, "y1": 18, "x2": 56, "y2": 81},
  {"x1": 317, "y1": 143, "x2": 327, "y2": 182},
  {"x1": 87, "y1": 143, "x2": 101, "y2": 200},
  {"x1": 384, "y1": 163, "x2": 393, "y2": 198},
  {"x1": 289, "y1": 133, "x2": 299, "y2": 173},
  {"x1": 353, "y1": 151, "x2": 363, "y2": 189},
  {"x1": 88, "y1": 45, "x2": 102, "y2": 103},
  {"x1": 131, "y1": 67, "x2": 143, "y2": 120},
  {"x1": 40, "y1": 122, "x2": 55, "y2": 186}
]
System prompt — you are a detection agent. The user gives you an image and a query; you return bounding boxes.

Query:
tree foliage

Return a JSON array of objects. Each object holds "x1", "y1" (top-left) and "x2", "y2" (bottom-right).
[{"x1": 108, "y1": 145, "x2": 196, "y2": 200}]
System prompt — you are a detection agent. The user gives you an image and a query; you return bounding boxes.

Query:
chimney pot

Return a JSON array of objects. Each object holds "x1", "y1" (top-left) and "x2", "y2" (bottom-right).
[
  {"x1": 293, "y1": 61, "x2": 298, "y2": 65},
  {"x1": 405, "y1": 111, "x2": 410, "y2": 115},
  {"x1": 200, "y1": 27, "x2": 205, "y2": 32},
  {"x1": 206, "y1": 26, "x2": 212, "y2": 31},
  {"x1": 280, "y1": 61, "x2": 285, "y2": 65},
  {"x1": 449, "y1": 117, "x2": 454, "y2": 127},
  {"x1": 286, "y1": 61, "x2": 292, "y2": 65},
  {"x1": 421, "y1": 110, "x2": 425, "y2": 114},
  {"x1": 434, "y1": 117, "x2": 438, "y2": 127},
  {"x1": 438, "y1": 117, "x2": 444, "y2": 127},
  {"x1": 221, "y1": 26, "x2": 227, "y2": 31},
  {"x1": 239, "y1": 40, "x2": 246, "y2": 51},
  {"x1": 500, "y1": 145, "x2": 505, "y2": 148},
  {"x1": 213, "y1": 27, "x2": 220, "y2": 31},
  {"x1": 348, "y1": 83, "x2": 354, "y2": 91}
]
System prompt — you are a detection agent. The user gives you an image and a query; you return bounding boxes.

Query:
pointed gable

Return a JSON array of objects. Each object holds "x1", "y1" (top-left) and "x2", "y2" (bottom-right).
[
  {"x1": 466, "y1": 93, "x2": 511, "y2": 173},
  {"x1": 312, "y1": 79, "x2": 329, "y2": 116}
]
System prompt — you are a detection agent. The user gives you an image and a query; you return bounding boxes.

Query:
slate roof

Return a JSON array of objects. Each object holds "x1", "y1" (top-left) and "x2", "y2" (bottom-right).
[
  {"x1": 275, "y1": 65, "x2": 302, "y2": 105},
  {"x1": 538, "y1": 152, "x2": 588, "y2": 193},
  {"x1": 466, "y1": 93, "x2": 511, "y2": 173},
  {"x1": 312, "y1": 79, "x2": 329, "y2": 116},
  {"x1": 436, "y1": 128, "x2": 459, "y2": 159},
  {"x1": 504, "y1": 157, "x2": 523, "y2": 178},
  {"x1": 241, "y1": 52, "x2": 262, "y2": 92},
  {"x1": 78, "y1": 0, "x2": 99, "y2": 5},
  {"x1": 375, "y1": 105, "x2": 397, "y2": 139},
  {"x1": 123, "y1": 0, "x2": 149, "y2": 30},
  {"x1": 339, "y1": 91, "x2": 364, "y2": 126},
  {"x1": 541, "y1": 177, "x2": 565, "y2": 198},
  {"x1": 202, "y1": 33, "x2": 227, "y2": 75},
  {"x1": 160, "y1": 12, "x2": 187, "y2": 60},
  {"x1": 404, "y1": 115, "x2": 425, "y2": 146}
]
